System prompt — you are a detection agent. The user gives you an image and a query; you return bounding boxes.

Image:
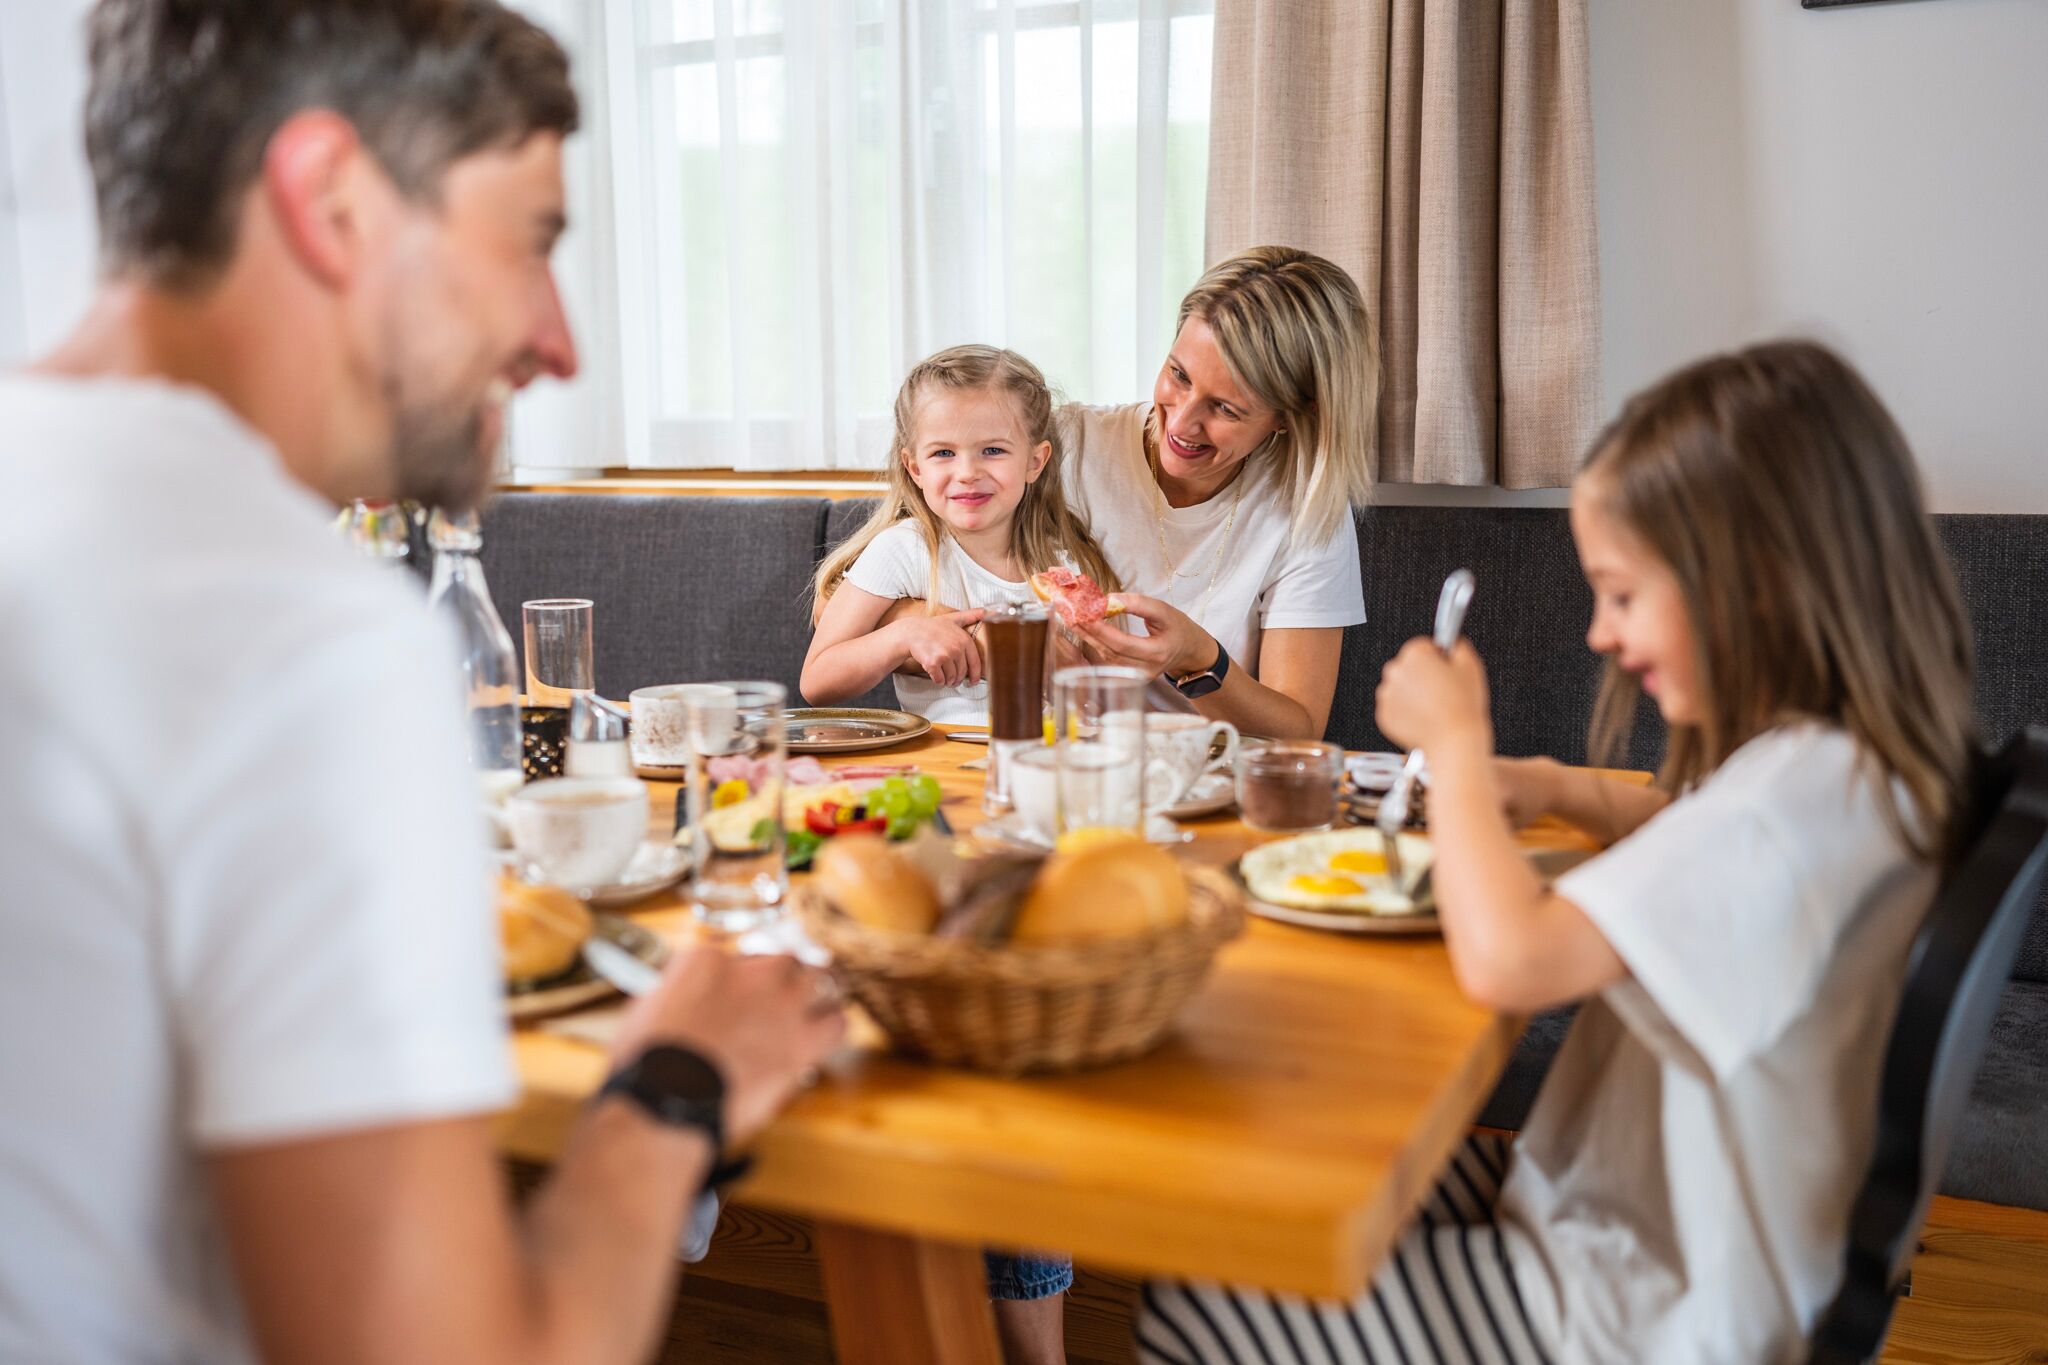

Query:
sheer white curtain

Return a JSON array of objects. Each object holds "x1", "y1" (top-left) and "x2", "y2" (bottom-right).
[
  {"x1": 513, "y1": 0, "x2": 1213, "y2": 473},
  {"x1": 0, "y1": 1, "x2": 98, "y2": 370}
]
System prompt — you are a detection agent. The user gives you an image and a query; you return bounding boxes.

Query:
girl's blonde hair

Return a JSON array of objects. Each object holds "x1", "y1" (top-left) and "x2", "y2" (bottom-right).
[
  {"x1": 1583, "y1": 340, "x2": 1976, "y2": 861},
  {"x1": 1160, "y1": 246, "x2": 1379, "y2": 546},
  {"x1": 813, "y1": 345, "x2": 1118, "y2": 612}
]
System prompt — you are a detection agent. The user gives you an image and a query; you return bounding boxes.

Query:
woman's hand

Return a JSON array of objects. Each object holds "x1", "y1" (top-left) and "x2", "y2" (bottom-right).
[
  {"x1": 889, "y1": 609, "x2": 986, "y2": 688},
  {"x1": 1071, "y1": 592, "x2": 1215, "y2": 680},
  {"x1": 1375, "y1": 638, "x2": 1493, "y2": 757}
]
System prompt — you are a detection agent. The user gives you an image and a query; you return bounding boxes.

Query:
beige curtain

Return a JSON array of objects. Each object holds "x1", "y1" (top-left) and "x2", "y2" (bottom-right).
[{"x1": 1206, "y1": 1, "x2": 1601, "y2": 488}]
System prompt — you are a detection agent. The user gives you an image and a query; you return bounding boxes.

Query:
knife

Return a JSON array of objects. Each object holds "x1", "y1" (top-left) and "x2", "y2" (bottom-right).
[
  {"x1": 583, "y1": 936, "x2": 664, "y2": 998},
  {"x1": 1378, "y1": 569, "x2": 1477, "y2": 891}
]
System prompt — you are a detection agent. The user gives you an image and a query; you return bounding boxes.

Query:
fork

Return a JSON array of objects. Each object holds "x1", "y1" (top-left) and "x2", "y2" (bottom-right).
[{"x1": 1377, "y1": 569, "x2": 1477, "y2": 893}]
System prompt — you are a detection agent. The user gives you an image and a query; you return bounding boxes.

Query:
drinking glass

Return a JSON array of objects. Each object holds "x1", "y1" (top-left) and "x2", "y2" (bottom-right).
[
  {"x1": 1049, "y1": 666, "x2": 1148, "y2": 840},
  {"x1": 522, "y1": 598, "x2": 595, "y2": 706},
  {"x1": 981, "y1": 602, "x2": 1051, "y2": 815},
  {"x1": 1236, "y1": 740, "x2": 1344, "y2": 833},
  {"x1": 683, "y1": 682, "x2": 788, "y2": 935}
]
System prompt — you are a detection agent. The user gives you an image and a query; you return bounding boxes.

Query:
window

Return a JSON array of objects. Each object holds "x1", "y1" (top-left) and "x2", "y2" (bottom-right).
[{"x1": 511, "y1": 0, "x2": 1213, "y2": 474}]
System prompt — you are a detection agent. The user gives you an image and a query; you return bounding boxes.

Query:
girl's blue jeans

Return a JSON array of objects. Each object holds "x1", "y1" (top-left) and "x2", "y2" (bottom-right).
[{"x1": 984, "y1": 1250, "x2": 1073, "y2": 1300}]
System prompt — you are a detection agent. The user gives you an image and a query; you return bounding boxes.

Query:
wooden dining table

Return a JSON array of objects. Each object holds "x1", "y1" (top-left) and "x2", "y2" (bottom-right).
[{"x1": 498, "y1": 727, "x2": 1610, "y2": 1364}]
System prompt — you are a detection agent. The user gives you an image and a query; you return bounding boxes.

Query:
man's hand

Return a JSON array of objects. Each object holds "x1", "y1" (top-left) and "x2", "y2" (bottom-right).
[
  {"x1": 612, "y1": 947, "x2": 846, "y2": 1145},
  {"x1": 890, "y1": 609, "x2": 987, "y2": 689}
]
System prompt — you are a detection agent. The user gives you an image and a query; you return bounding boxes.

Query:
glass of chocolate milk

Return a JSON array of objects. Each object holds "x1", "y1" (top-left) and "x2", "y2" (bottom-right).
[{"x1": 982, "y1": 602, "x2": 1051, "y2": 814}]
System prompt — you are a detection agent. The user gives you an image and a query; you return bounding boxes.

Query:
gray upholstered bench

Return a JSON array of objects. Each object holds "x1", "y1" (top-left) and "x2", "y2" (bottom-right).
[{"x1": 477, "y1": 490, "x2": 2048, "y2": 1213}]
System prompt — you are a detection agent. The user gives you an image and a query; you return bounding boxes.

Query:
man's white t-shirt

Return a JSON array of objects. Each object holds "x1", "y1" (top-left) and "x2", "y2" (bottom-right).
[
  {"x1": 1058, "y1": 402, "x2": 1365, "y2": 710},
  {"x1": 842, "y1": 520, "x2": 1050, "y2": 725},
  {"x1": 0, "y1": 377, "x2": 515, "y2": 1363},
  {"x1": 1500, "y1": 724, "x2": 1935, "y2": 1363}
]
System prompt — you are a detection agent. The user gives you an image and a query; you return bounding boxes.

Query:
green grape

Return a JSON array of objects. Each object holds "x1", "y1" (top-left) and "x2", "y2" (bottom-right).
[
  {"x1": 907, "y1": 775, "x2": 942, "y2": 817},
  {"x1": 869, "y1": 780, "x2": 913, "y2": 819},
  {"x1": 885, "y1": 813, "x2": 920, "y2": 840}
]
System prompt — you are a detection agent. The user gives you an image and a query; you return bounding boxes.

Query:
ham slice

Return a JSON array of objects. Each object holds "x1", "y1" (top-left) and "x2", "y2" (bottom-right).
[{"x1": 1030, "y1": 568, "x2": 1123, "y2": 627}]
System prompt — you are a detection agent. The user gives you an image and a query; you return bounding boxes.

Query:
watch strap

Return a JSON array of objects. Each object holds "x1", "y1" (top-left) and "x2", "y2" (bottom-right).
[{"x1": 600, "y1": 1044, "x2": 748, "y2": 1194}]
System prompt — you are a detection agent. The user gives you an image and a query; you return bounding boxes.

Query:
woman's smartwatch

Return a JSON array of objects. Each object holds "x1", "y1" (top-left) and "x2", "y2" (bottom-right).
[{"x1": 1171, "y1": 639, "x2": 1230, "y2": 699}]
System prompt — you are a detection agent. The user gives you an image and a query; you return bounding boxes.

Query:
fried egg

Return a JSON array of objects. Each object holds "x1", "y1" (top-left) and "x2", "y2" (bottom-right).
[{"x1": 1239, "y1": 829, "x2": 1434, "y2": 914}]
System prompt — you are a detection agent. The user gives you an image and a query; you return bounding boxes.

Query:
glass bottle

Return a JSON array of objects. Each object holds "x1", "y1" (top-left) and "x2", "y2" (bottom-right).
[{"x1": 426, "y1": 508, "x2": 523, "y2": 799}]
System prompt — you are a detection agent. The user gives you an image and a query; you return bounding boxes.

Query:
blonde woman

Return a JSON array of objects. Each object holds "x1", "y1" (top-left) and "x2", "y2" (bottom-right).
[{"x1": 1061, "y1": 245, "x2": 1379, "y2": 739}]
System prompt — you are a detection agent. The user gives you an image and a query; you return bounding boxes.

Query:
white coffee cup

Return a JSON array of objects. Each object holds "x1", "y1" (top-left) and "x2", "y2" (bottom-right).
[
  {"x1": 1103, "y1": 712, "x2": 1240, "y2": 811},
  {"x1": 1143, "y1": 713, "x2": 1239, "y2": 809},
  {"x1": 507, "y1": 776, "x2": 647, "y2": 889},
  {"x1": 1009, "y1": 747, "x2": 1060, "y2": 843},
  {"x1": 629, "y1": 683, "x2": 733, "y2": 767}
]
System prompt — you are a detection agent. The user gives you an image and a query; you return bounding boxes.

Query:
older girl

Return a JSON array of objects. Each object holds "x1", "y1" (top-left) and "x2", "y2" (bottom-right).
[{"x1": 1139, "y1": 341, "x2": 1977, "y2": 1363}]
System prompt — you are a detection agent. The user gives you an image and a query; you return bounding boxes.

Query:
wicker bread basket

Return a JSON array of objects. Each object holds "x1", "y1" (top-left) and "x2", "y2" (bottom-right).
[{"x1": 794, "y1": 863, "x2": 1246, "y2": 1074}]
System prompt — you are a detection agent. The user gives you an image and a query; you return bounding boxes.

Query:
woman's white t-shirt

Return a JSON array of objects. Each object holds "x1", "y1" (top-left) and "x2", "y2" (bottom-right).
[
  {"x1": 1500, "y1": 724, "x2": 1936, "y2": 1363},
  {"x1": 1058, "y1": 402, "x2": 1365, "y2": 710},
  {"x1": 843, "y1": 521, "x2": 1048, "y2": 725}
]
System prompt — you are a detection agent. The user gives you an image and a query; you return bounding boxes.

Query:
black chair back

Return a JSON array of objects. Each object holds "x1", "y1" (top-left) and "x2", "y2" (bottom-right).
[{"x1": 1808, "y1": 728, "x2": 2048, "y2": 1364}]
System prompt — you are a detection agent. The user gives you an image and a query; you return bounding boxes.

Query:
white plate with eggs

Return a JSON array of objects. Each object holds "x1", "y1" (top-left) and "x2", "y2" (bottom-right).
[{"x1": 1234, "y1": 828, "x2": 1440, "y2": 935}]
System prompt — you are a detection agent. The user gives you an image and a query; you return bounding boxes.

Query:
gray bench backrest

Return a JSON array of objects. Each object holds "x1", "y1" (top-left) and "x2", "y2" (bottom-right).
[
  {"x1": 481, "y1": 492, "x2": 2048, "y2": 980},
  {"x1": 479, "y1": 494, "x2": 831, "y2": 705}
]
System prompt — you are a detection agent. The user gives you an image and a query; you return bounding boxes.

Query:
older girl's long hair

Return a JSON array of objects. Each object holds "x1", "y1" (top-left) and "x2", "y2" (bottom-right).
[
  {"x1": 1583, "y1": 340, "x2": 1976, "y2": 861},
  {"x1": 1160, "y1": 246, "x2": 1379, "y2": 547},
  {"x1": 812, "y1": 346, "x2": 1117, "y2": 613}
]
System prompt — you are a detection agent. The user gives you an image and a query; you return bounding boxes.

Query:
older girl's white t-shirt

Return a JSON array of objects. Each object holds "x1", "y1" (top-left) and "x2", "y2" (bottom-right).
[
  {"x1": 1500, "y1": 723, "x2": 1936, "y2": 1363},
  {"x1": 843, "y1": 521, "x2": 1049, "y2": 725},
  {"x1": 1057, "y1": 402, "x2": 1365, "y2": 710}
]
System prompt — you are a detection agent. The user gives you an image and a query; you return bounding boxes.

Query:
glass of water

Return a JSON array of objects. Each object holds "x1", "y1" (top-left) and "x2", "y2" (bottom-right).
[
  {"x1": 1049, "y1": 666, "x2": 1148, "y2": 840},
  {"x1": 522, "y1": 598, "x2": 595, "y2": 706},
  {"x1": 683, "y1": 681, "x2": 788, "y2": 935}
]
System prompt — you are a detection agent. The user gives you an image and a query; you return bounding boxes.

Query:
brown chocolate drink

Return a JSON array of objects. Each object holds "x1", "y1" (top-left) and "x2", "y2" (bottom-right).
[{"x1": 984, "y1": 604, "x2": 1051, "y2": 741}]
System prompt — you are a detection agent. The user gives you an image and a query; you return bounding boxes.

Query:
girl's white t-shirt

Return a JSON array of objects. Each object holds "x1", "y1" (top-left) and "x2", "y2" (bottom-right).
[
  {"x1": 843, "y1": 521, "x2": 1048, "y2": 725},
  {"x1": 1057, "y1": 402, "x2": 1365, "y2": 710},
  {"x1": 1500, "y1": 723, "x2": 1936, "y2": 1363}
]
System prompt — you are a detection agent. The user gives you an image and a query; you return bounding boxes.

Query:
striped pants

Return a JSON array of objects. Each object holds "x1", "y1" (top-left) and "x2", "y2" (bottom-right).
[{"x1": 1137, "y1": 1135, "x2": 1552, "y2": 1365}]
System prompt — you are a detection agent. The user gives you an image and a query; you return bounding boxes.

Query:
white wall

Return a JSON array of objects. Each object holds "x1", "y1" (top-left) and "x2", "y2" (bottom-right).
[{"x1": 1589, "y1": 0, "x2": 2048, "y2": 514}]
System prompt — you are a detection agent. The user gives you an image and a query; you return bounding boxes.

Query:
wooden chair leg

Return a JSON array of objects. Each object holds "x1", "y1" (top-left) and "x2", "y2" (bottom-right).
[{"x1": 815, "y1": 1219, "x2": 1002, "y2": 1365}]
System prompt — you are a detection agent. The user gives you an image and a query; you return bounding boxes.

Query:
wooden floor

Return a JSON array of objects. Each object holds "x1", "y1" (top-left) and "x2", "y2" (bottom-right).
[{"x1": 634, "y1": 1196, "x2": 2048, "y2": 1364}]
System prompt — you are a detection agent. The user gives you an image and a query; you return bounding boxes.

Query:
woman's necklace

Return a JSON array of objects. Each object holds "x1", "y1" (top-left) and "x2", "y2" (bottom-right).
[{"x1": 1147, "y1": 438, "x2": 1248, "y2": 617}]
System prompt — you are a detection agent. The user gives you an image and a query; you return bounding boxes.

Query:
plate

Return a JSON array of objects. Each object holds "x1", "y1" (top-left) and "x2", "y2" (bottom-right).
[
  {"x1": 1233, "y1": 842, "x2": 1597, "y2": 937},
  {"x1": 786, "y1": 707, "x2": 934, "y2": 754},
  {"x1": 973, "y1": 811, "x2": 1193, "y2": 851},
  {"x1": 1160, "y1": 770, "x2": 1236, "y2": 820},
  {"x1": 505, "y1": 913, "x2": 669, "y2": 1021}
]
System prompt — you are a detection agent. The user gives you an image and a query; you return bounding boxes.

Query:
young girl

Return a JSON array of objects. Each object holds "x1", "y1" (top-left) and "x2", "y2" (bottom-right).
[
  {"x1": 804, "y1": 345, "x2": 1118, "y2": 723},
  {"x1": 1138, "y1": 341, "x2": 1977, "y2": 1364}
]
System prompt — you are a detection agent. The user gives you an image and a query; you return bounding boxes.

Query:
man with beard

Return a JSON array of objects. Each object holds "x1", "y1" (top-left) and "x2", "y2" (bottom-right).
[{"x1": 0, "y1": 4, "x2": 844, "y2": 1363}]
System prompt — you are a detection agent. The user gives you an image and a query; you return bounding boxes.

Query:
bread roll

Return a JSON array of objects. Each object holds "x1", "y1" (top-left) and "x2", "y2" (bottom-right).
[
  {"x1": 499, "y1": 876, "x2": 593, "y2": 982},
  {"x1": 1011, "y1": 840, "x2": 1188, "y2": 944},
  {"x1": 813, "y1": 835, "x2": 942, "y2": 934}
]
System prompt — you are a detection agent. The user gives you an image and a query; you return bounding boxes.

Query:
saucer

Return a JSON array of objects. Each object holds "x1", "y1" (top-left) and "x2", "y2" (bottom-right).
[
  {"x1": 1160, "y1": 770, "x2": 1236, "y2": 820},
  {"x1": 505, "y1": 840, "x2": 693, "y2": 907},
  {"x1": 972, "y1": 812, "x2": 1193, "y2": 852}
]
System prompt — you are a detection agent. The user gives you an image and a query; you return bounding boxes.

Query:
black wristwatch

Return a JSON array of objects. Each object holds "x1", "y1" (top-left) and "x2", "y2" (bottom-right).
[
  {"x1": 1171, "y1": 639, "x2": 1231, "y2": 699},
  {"x1": 599, "y1": 1044, "x2": 754, "y2": 1191}
]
